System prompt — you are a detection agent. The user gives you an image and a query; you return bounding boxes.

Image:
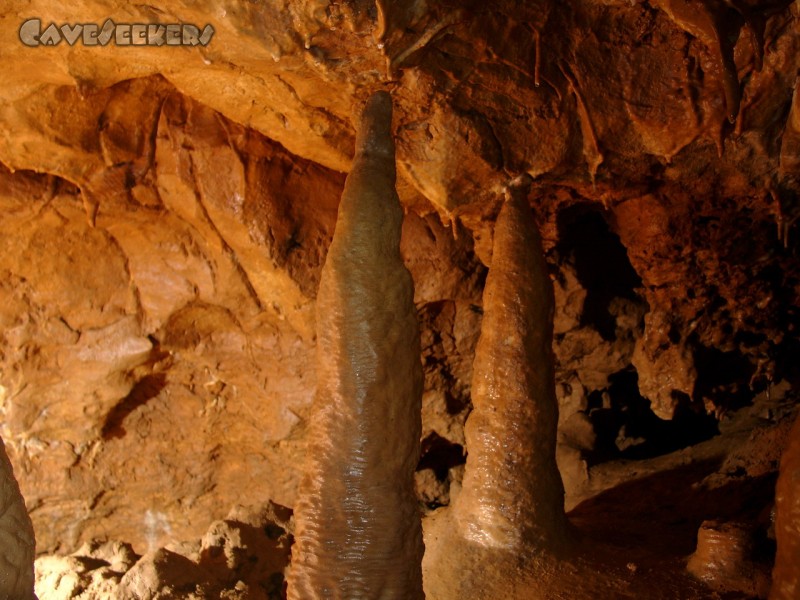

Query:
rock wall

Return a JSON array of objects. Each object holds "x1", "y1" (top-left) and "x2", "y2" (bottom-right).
[{"x1": 0, "y1": 78, "x2": 485, "y2": 553}]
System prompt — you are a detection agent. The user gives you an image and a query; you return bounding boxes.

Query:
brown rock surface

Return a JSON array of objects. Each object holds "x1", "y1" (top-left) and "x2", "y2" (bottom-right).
[{"x1": 34, "y1": 501, "x2": 293, "y2": 600}]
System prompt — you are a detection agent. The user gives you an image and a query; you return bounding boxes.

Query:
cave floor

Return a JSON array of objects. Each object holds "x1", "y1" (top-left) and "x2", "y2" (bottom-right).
[{"x1": 566, "y1": 385, "x2": 798, "y2": 599}]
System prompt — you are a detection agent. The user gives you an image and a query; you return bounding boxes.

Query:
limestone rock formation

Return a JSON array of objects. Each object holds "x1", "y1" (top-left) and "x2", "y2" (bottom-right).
[
  {"x1": 453, "y1": 180, "x2": 567, "y2": 553},
  {"x1": 0, "y1": 0, "x2": 798, "y2": 597},
  {"x1": 287, "y1": 91, "x2": 424, "y2": 599},
  {"x1": 34, "y1": 502, "x2": 292, "y2": 600}
]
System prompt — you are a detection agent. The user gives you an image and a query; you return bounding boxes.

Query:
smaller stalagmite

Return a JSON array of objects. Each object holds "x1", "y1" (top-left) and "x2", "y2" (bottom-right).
[
  {"x1": 687, "y1": 520, "x2": 769, "y2": 597},
  {"x1": 422, "y1": 178, "x2": 574, "y2": 600},
  {"x1": 771, "y1": 414, "x2": 800, "y2": 600},
  {"x1": 454, "y1": 177, "x2": 567, "y2": 551},
  {"x1": 0, "y1": 437, "x2": 35, "y2": 599},
  {"x1": 286, "y1": 91, "x2": 424, "y2": 599}
]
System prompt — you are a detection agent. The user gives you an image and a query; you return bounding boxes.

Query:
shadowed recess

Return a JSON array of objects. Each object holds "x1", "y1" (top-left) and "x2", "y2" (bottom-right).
[
  {"x1": 555, "y1": 205, "x2": 644, "y2": 341},
  {"x1": 101, "y1": 373, "x2": 167, "y2": 440}
]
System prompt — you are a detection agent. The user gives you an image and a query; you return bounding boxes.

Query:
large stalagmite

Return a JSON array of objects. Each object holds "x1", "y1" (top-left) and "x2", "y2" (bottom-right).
[
  {"x1": 286, "y1": 91, "x2": 424, "y2": 599},
  {"x1": 421, "y1": 181, "x2": 715, "y2": 600},
  {"x1": 0, "y1": 437, "x2": 35, "y2": 599}
]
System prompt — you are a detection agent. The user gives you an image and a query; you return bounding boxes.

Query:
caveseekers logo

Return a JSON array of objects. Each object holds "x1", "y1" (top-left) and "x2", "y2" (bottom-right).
[{"x1": 19, "y1": 18, "x2": 215, "y2": 47}]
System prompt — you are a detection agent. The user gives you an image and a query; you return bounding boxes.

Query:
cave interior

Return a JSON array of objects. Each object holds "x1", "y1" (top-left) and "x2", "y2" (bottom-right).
[{"x1": 0, "y1": 0, "x2": 799, "y2": 598}]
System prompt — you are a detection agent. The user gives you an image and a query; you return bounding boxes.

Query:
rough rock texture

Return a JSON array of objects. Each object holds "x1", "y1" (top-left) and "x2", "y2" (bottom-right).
[
  {"x1": 0, "y1": 100, "x2": 327, "y2": 553},
  {"x1": 0, "y1": 0, "x2": 798, "y2": 596},
  {"x1": 34, "y1": 501, "x2": 292, "y2": 600},
  {"x1": 0, "y1": 437, "x2": 35, "y2": 599}
]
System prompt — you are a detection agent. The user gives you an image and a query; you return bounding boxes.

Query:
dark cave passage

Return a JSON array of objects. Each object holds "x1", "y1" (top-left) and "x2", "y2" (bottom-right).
[
  {"x1": 553, "y1": 205, "x2": 719, "y2": 465},
  {"x1": 584, "y1": 366, "x2": 719, "y2": 465},
  {"x1": 418, "y1": 432, "x2": 466, "y2": 481},
  {"x1": 555, "y1": 204, "x2": 644, "y2": 341}
]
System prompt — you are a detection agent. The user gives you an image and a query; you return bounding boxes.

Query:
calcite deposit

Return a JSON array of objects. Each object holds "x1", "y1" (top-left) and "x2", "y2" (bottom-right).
[
  {"x1": 287, "y1": 92, "x2": 424, "y2": 599},
  {"x1": 0, "y1": 0, "x2": 798, "y2": 598},
  {"x1": 452, "y1": 179, "x2": 567, "y2": 553}
]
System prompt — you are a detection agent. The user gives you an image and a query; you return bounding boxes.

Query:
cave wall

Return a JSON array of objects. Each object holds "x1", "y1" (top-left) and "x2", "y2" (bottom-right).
[
  {"x1": 0, "y1": 0, "x2": 798, "y2": 556},
  {"x1": 0, "y1": 78, "x2": 486, "y2": 553}
]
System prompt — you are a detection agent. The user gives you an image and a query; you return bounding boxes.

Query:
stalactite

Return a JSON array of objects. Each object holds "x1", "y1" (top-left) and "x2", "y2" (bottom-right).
[
  {"x1": 286, "y1": 91, "x2": 424, "y2": 600},
  {"x1": 770, "y1": 414, "x2": 800, "y2": 600},
  {"x1": 454, "y1": 175, "x2": 567, "y2": 552},
  {"x1": 0, "y1": 437, "x2": 35, "y2": 599},
  {"x1": 651, "y1": 0, "x2": 743, "y2": 123},
  {"x1": 533, "y1": 28, "x2": 542, "y2": 89},
  {"x1": 560, "y1": 63, "x2": 603, "y2": 186},
  {"x1": 388, "y1": 11, "x2": 462, "y2": 76}
]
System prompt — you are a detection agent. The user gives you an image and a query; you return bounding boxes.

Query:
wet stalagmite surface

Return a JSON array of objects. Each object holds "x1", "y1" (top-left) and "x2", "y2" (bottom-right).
[
  {"x1": 287, "y1": 92, "x2": 424, "y2": 599},
  {"x1": 421, "y1": 183, "x2": 713, "y2": 600},
  {"x1": 422, "y1": 182, "x2": 571, "y2": 598},
  {"x1": 453, "y1": 180, "x2": 567, "y2": 554}
]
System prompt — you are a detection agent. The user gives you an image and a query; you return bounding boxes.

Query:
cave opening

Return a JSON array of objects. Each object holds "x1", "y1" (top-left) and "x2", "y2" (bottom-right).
[
  {"x1": 583, "y1": 366, "x2": 720, "y2": 465},
  {"x1": 552, "y1": 203, "x2": 722, "y2": 466},
  {"x1": 555, "y1": 204, "x2": 644, "y2": 341},
  {"x1": 417, "y1": 432, "x2": 465, "y2": 482},
  {"x1": 692, "y1": 342, "x2": 758, "y2": 414}
]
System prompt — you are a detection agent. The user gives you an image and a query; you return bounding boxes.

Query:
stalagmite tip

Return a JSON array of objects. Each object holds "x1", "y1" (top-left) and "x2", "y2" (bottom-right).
[{"x1": 355, "y1": 91, "x2": 394, "y2": 159}]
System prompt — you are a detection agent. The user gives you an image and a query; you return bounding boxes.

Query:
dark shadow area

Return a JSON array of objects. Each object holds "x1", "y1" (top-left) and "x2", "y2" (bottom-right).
[
  {"x1": 584, "y1": 366, "x2": 719, "y2": 464},
  {"x1": 555, "y1": 205, "x2": 644, "y2": 341},
  {"x1": 101, "y1": 372, "x2": 167, "y2": 439},
  {"x1": 417, "y1": 432, "x2": 465, "y2": 480},
  {"x1": 693, "y1": 343, "x2": 756, "y2": 412}
]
